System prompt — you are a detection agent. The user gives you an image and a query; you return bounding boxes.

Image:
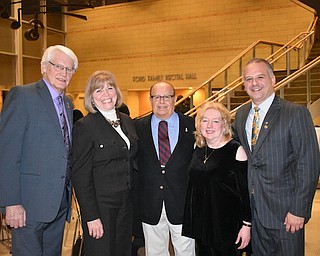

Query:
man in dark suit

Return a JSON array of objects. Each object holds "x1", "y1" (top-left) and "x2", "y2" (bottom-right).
[
  {"x1": 135, "y1": 81, "x2": 196, "y2": 256},
  {"x1": 0, "y1": 45, "x2": 78, "y2": 256},
  {"x1": 233, "y1": 58, "x2": 320, "y2": 255}
]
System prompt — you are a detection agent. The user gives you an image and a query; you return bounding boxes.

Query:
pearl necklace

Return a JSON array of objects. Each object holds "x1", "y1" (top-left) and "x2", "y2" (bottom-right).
[{"x1": 203, "y1": 146, "x2": 214, "y2": 164}]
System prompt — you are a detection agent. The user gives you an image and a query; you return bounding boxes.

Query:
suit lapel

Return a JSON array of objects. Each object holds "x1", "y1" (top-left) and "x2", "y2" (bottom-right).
[
  {"x1": 239, "y1": 103, "x2": 252, "y2": 155},
  {"x1": 254, "y1": 96, "x2": 281, "y2": 152},
  {"x1": 63, "y1": 96, "x2": 73, "y2": 130},
  {"x1": 144, "y1": 115, "x2": 161, "y2": 164},
  {"x1": 166, "y1": 114, "x2": 191, "y2": 167},
  {"x1": 35, "y1": 80, "x2": 63, "y2": 137}
]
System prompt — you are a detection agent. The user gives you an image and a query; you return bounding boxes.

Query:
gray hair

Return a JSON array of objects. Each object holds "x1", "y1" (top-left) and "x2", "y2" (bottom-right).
[{"x1": 41, "y1": 45, "x2": 78, "y2": 70}]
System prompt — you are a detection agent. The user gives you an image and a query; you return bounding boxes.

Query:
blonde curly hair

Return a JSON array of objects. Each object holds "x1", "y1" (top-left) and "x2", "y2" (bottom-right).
[{"x1": 194, "y1": 101, "x2": 232, "y2": 148}]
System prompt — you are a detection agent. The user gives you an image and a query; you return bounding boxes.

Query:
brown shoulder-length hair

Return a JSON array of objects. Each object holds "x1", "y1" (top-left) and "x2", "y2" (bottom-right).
[
  {"x1": 194, "y1": 101, "x2": 232, "y2": 148},
  {"x1": 84, "y1": 71, "x2": 123, "y2": 113}
]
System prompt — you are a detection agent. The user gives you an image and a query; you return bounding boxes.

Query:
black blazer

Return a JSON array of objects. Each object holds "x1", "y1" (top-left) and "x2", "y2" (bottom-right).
[
  {"x1": 71, "y1": 110, "x2": 138, "y2": 222},
  {"x1": 135, "y1": 112, "x2": 195, "y2": 225}
]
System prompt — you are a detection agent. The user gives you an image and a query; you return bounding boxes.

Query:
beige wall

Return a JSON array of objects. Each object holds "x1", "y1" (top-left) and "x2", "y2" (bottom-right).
[{"x1": 66, "y1": 0, "x2": 314, "y2": 118}]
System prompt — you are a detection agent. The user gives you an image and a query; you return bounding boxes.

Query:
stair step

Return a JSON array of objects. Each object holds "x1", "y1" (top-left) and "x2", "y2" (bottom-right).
[
  {"x1": 279, "y1": 94, "x2": 320, "y2": 102},
  {"x1": 230, "y1": 96, "x2": 250, "y2": 103},
  {"x1": 234, "y1": 90, "x2": 248, "y2": 96}
]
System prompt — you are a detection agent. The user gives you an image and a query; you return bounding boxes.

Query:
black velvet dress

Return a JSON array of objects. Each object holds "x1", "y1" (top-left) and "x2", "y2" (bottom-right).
[{"x1": 182, "y1": 139, "x2": 251, "y2": 256}]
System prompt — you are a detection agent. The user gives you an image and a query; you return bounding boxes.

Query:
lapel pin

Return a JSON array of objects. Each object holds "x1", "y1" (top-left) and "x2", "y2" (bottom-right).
[
  {"x1": 185, "y1": 127, "x2": 188, "y2": 132},
  {"x1": 67, "y1": 102, "x2": 70, "y2": 109},
  {"x1": 264, "y1": 121, "x2": 269, "y2": 129}
]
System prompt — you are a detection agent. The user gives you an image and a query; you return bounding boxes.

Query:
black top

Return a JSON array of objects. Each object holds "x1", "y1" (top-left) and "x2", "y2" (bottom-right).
[{"x1": 182, "y1": 139, "x2": 251, "y2": 253}]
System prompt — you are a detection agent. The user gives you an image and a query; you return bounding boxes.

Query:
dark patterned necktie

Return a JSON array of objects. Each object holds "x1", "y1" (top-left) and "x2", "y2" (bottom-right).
[
  {"x1": 158, "y1": 120, "x2": 171, "y2": 167},
  {"x1": 57, "y1": 96, "x2": 71, "y2": 184},
  {"x1": 251, "y1": 106, "x2": 260, "y2": 148}
]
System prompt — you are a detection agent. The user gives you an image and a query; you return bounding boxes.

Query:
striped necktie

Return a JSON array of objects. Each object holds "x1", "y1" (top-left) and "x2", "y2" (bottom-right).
[
  {"x1": 57, "y1": 96, "x2": 71, "y2": 184},
  {"x1": 251, "y1": 106, "x2": 260, "y2": 148},
  {"x1": 158, "y1": 121, "x2": 171, "y2": 168}
]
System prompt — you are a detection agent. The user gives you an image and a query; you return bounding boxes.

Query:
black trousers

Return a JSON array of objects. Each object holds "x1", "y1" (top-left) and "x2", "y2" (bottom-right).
[{"x1": 82, "y1": 189, "x2": 133, "y2": 256}]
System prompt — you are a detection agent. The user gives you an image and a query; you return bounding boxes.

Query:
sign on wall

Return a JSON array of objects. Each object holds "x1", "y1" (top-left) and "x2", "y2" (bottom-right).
[{"x1": 133, "y1": 73, "x2": 197, "y2": 82}]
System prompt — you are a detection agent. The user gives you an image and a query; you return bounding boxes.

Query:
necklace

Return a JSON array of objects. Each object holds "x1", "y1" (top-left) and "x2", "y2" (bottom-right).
[
  {"x1": 105, "y1": 118, "x2": 120, "y2": 128},
  {"x1": 203, "y1": 146, "x2": 214, "y2": 164}
]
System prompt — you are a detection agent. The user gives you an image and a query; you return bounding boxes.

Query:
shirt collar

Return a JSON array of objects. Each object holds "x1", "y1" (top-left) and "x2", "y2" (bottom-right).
[
  {"x1": 151, "y1": 111, "x2": 178, "y2": 127},
  {"x1": 251, "y1": 93, "x2": 275, "y2": 113},
  {"x1": 43, "y1": 78, "x2": 64, "y2": 100}
]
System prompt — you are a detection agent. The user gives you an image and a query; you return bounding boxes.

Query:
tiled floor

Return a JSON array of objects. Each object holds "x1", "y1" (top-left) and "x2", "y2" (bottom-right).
[{"x1": 1, "y1": 190, "x2": 320, "y2": 256}]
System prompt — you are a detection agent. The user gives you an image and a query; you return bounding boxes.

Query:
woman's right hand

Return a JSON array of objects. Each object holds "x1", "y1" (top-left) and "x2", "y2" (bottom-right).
[{"x1": 87, "y1": 218, "x2": 104, "y2": 239}]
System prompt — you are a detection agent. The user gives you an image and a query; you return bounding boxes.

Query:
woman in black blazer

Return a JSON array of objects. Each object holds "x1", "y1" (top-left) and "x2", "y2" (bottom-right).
[{"x1": 71, "y1": 71, "x2": 138, "y2": 256}]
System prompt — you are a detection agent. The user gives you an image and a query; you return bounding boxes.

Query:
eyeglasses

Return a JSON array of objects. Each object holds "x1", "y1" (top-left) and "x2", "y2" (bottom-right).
[
  {"x1": 48, "y1": 61, "x2": 76, "y2": 74},
  {"x1": 150, "y1": 95, "x2": 175, "y2": 102}
]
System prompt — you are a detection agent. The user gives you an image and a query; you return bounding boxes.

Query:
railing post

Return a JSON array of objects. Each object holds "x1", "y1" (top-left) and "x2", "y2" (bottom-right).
[
  {"x1": 307, "y1": 69, "x2": 311, "y2": 109},
  {"x1": 302, "y1": 40, "x2": 307, "y2": 67},
  {"x1": 189, "y1": 95, "x2": 194, "y2": 112},
  {"x1": 207, "y1": 81, "x2": 212, "y2": 98},
  {"x1": 224, "y1": 70, "x2": 231, "y2": 110},
  {"x1": 224, "y1": 69, "x2": 228, "y2": 86},
  {"x1": 286, "y1": 49, "x2": 291, "y2": 88}
]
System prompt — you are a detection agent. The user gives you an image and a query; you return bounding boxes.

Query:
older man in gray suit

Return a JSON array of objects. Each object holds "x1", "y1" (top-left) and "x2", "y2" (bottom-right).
[
  {"x1": 233, "y1": 58, "x2": 320, "y2": 256},
  {"x1": 0, "y1": 45, "x2": 78, "y2": 256}
]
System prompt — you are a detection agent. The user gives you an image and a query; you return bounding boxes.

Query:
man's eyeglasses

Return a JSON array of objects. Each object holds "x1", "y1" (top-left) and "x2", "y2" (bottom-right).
[
  {"x1": 48, "y1": 61, "x2": 76, "y2": 74},
  {"x1": 150, "y1": 95, "x2": 175, "y2": 102}
]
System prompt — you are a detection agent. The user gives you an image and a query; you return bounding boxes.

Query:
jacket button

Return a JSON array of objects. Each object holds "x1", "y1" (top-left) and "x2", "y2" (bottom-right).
[
  {"x1": 162, "y1": 170, "x2": 166, "y2": 174},
  {"x1": 160, "y1": 185, "x2": 164, "y2": 190}
]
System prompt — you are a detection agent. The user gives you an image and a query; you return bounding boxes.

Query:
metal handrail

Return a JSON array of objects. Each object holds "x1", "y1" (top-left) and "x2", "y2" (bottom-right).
[
  {"x1": 136, "y1": 16, "x2": 318, "y2": 120},
  {"x1": 186, "y1": 30, "x2": 316, "y2": 117}
]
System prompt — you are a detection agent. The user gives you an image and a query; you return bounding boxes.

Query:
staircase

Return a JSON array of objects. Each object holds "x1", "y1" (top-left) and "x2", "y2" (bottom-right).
[{"x1": 123, "y1": 16, "x2": 320, "y2": 121}]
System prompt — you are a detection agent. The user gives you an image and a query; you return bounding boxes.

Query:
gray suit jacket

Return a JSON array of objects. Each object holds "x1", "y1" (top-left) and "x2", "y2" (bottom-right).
[
  {"x1": 233, "y1": 96, "x2": 320, "y2": 229},
  {"x1": 0, "y1": 79, "x2": 73, "y2": 222}
]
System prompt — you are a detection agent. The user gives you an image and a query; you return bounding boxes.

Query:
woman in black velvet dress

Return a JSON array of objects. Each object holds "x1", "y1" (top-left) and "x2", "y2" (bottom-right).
[{"x1": 182, "y1": 102, "x2": 251, "y2": 256}]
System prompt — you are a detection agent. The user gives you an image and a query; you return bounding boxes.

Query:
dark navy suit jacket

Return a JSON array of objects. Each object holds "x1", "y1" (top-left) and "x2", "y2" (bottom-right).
[{"x1": 135, "y1": 112, "x2": 195, "y2": 225}]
